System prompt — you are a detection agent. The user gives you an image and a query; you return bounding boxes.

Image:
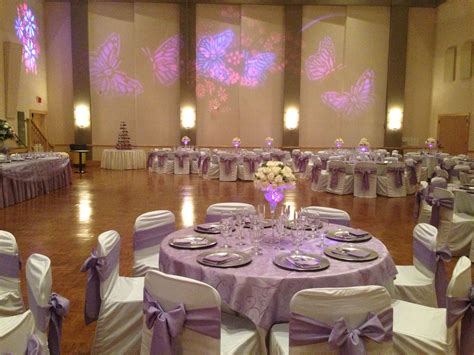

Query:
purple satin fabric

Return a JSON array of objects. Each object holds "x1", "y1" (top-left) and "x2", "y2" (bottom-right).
[
  {"x1": 297, "y1": 156, "x2": 310, "y2": 173},
  {"x1": 80, "y1": 241, "x2": 120, "y2": 325},
  {"x1": 289, "y1": 308, "x2": 393, "y2": 354},
  {"x1": 425, "y1": 196, "x2": 454, "y2": 228},
  {"x1": 413, "y1": 239, "x2": 452, "y2": 307},
  {"x1": 175, "y1": 153, "x2": 189, "y2": 168},
  {"x1": 413, "y1": 188, "x2": 428, "y2": 221},
  {"x1": 354, "y1": 168, "x2": 376, "y2": 191},
  {"x1": 220, "y1": 157, "x2": 237, "y2": 175},
  {"x1": 321, "y1": 158, "x2": 328, "y2": 170},
  {"x1": 329, "y1": 167, "x2": 345, "y2": 188},
  {"x1": 407, "y1": 165, "x2": 417, "y2": 186},
  {"x1": 311, "y1": 165, "x2": 321, "y2": 184},
  {"x1": 446, "y1": 287, "x2": 473, "y2": 355},
  {"x1": 201, "y1": 157, "x2": 210, "y2": 175},
  {"x1": 0, "y1": 252, "x2": 21, "y2": 278},
  {"x1": 28, "y1": 285, "x2": 70, "y2": 355},
  {"x1": 197, "y1": 156, "x2": 203, "y2": 169},
  {"x1": 243, "y1": 156, "x2": 259, "y2": 174},
  {"x1": 133, "y1": 222, "x2": 176, "y2": 251},
  {"x1": 387, "y1": 167, "x2": 404, "y2": 188},
  {"x1": 144, "y1": 288, "x2": 220, "y2": 355},
  {"x1": 147, "y1": 152, "x2": 167, "y2": 168},
  {"x1": 27, "y1": 334, "x2": 41, "y2": 355}
]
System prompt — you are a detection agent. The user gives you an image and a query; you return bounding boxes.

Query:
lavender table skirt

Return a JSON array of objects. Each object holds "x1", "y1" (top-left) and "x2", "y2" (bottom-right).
[
  {"x1": 0, "y1": 155, "x2": 72, "y2": 208},
  {"x1": 159, "y1": 226, "x2": 397, "y2": 332}
]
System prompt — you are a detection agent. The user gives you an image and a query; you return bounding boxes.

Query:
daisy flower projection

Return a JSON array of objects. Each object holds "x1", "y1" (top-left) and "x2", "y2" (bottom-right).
[{"x1": 15, "y1": 3, "x2": 40, "y2": 74}]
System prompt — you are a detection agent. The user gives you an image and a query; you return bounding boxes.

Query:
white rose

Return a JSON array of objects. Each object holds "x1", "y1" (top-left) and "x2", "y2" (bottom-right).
[
  {"x1": 275, "y1": 175, "x2": 283, "y2": 183},
  {"x1": 263, "y1": 167, "x2": 270, "y2": 174},
  {"x1": 282, "y1": 166, "x2": 292, "y2": 175},
  {"x1": 272, "y1": 167, "x2": 281, "y2": 175},
  {"x1": 260, "y1": 174, "x2": 267, "y2": 182},
  {"x1": 267, "y1": 172, "x2": 275, "y2": 181}
]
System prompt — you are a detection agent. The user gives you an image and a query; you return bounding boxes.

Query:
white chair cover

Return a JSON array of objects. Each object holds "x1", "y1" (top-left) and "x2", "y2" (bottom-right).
[
  {"x1": 133, "y1": 210, "x2": 176, "y2": 277},
  {"x1": 174, "y1": 151, "x2": 190, "y2": 175},
  {"x1": 219, "y1": 154, "x2": 238, "y2": 182},
  {"x1": 309, "y1": 157, "x2": 329, "y2": 192},
  {"x1": 459, "y1": 171, "x2": 474, "y2": 185},
  {"x1": 140, "y1": 270, "x2": 260, "y2": 355},
  {"x1": 394, "y1": 223, "x2": 438, "y2": 308},
  {"x1": 393, "y1": 256, "x2": 471, "y2": 354},
  {"x1": 150, "y1": 151, "x2": 174, "y2": 174},
  {"x1": 0, "y1": 231, "x2": 24, "y2": 316},
  {"x1": 326, "y1": 160, "x2": 354, "y2": 195},
  {"x1": 451, "y1": 164, "x2": 470, "y2": 184},
  {"x1": 270, "y1": 286, "x2": 393, "y2": 355},
  {"x1": 449, "y1": 190, "x2": 474, "y2": 256},
  {"x1": 404, "y1": 159, "x2": 418, "y2": 195},
  {"x1": 429, "y1": 188, "x2": 454, "y2": 249},
  {"x1": 302, "y1": 206, "x2": 351, "y2": 226},
  {"x1": 203, "y1": 155, "x2": 220, "y2": 180},
  {"x1": 205, "y1": 203, "x2": 256, "y2": 223},
  {"x1": 190, "y1": 151, "x2": 200, "y2": 175},
  {"x1": 353, "y1": 162, "x2": 377, "y2": 198},
  {"x1": 377, "y1": 161, "x2": 407, "y2": 197},
  {"x1": 422, "y1": 155, "x2": 437, "y2": 179},
  {"x1": 0, "y1": 310, "x2": 36, "y2": 353},
  {"x1": 89, "y1": 231, "x2": 144, "y2": 354},
  {"x1": 238, "y1": 153, "x2": 260, "y2": 181}
]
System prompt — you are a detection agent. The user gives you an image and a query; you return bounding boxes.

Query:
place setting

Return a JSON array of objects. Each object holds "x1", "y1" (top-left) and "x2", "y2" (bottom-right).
[
  {"x1": 325, "y1": 227, "x2": 372, "y2": 243},
  {"x1": 273, "y1": 252, "x2": 330, "y2": 271},
  {"x1": 194, "y1": 223, "x2": 221, "y2": 234},
  {"x1": 168, "y1": 234, "x2": 217, "y2": 249},
  {"x1": 197, "y1": 249, "x2": 252, "y2": 268},
  {"x1": 324, "y1": 243, "x2": 378, "y2": 262}
]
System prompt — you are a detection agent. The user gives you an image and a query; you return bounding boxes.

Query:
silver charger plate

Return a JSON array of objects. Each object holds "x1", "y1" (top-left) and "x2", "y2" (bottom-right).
[
  {"x1": 196, "y1": 250, "x2": 252, "y2": 268},
  {"x1": 244, "y1": 219, "x2": 272, "y2": 228},
  {"x1": 326, "y1": 229, "x2": 372, "y2": 243},
  {"x1": 273, "y1": 252, "x2": 330, "y2": 272},
  {"x1": 324, "y1": 245, "x2": 378, "y2": 262},
  {"x1": 169, "y1": 235, "x2": 217, "y2": 249},
  {"x1": 194, "y1": 224, "x2": 221, "y2": 234}
]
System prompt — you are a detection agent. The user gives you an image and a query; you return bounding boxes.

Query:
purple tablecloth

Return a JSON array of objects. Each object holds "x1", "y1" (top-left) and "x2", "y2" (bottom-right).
[
  {"x1": 0, "y1": 155, "x2": 72, "y2": 208},
  {"x1": 159, "y1": 226, "x2": 397, "y2": 332}
]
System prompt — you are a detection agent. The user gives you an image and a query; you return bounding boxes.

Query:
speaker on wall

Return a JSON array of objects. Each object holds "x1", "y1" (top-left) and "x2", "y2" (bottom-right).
[{"x1": 3, "y1": 41, "x2": 22, "y2": 119}]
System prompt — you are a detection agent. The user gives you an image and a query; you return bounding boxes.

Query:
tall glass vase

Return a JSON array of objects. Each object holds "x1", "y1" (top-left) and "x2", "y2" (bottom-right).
[{"x1": 262, "y1": 186, "x2": 285, "y2": 244}]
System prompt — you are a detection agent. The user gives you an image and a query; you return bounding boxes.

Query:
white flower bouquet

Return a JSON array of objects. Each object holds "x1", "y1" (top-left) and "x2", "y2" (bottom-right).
[
  {"x1": 264, "y1": 136, "x2": 274, "y2": 147},
  {"x1": 232, "y1": 137, "x2": 241, "y2": 147},
  {"x1": 335, "y1": 138, "x2": 344, "y2": 148},
  {"x1": 254, "y1": 161, "x2": 296, "y2": 190}
]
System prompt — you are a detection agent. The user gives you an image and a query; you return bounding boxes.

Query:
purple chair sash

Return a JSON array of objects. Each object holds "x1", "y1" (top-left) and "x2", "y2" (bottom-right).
[
  {"x1": 387, "y1": 167, "x2": 404, "y2": 188},
  {"x1": 446, "y1": 286, "x2": 473, "y2": 355},
  {"x1": 147, "y1": 152, "x2": 168, "y2": 169},
  {"x1": 144, "y1": 288, "x2": 220, "y2": 355},
  {"x1": 354, "y1": 167, "x2": 377, "y2": 191},
  {"x1": 321, "y1": 157, "x2": 328, "y2": 170},
  {"x1": 197, "y1": 155, "x2": 203, "y2": 169},
  {"x1": 413, "y1": 188, "x2": 428, "y2": 221},
  {"x1": 289, "y1": 308, "x2": 393, "y2": 354},
  {"x1": 311, "y1": 165, "x2": 321, "y2": 184},
  {"x1": 243, "y1": 156, "x2": 259, "y2": 174},
  {"x1": 133, "y1": 222, "x2": 176, "y2": 251},
  {"x1": 329, "y1": 167, "x2": 346, "y2": 188},
  {"x1": 28, "y1": 285, "x2": 70, "y2": 355},
  {"x1": 201, "y1": 157, "x2": 210, "y2": 175},
  {"x1": 413, "y1": 239, "x2": 452, "y2": 307},
  {"x1": 425, "y1": 196, "x2": 454, "y2": 228},
  {"x1": 220, "y1": 157, "x2": 237, "y2": 175},
  {"x1": 406, "y1": 165, "x2": 417, "y2": 186},
  {"x1": 0, "y1": 252, "x2": 21, "y2": 278},
  {"x1": 297, "y1": 156, "x2": 310, "y2": 173},
  {"x1": 175, "y1": 152, "x2": 189, "y2": 168},
  {"x1": 27, "y1": 334, "x2": 41, "y2": 355},
  {"x1": 80, "y1": 241, "x2": 120, "y2": 325}
]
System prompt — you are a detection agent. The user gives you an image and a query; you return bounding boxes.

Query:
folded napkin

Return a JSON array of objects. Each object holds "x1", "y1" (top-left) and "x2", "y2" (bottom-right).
[
  {"x1": 196, "y1": 224, "x2": 219, "y2": 231},
  {"x1": 348, "y1": 229, "x2": 369, "y2": 237},
  {"x1": 203, "y1": 253, "x2": 241, "y2": 264},
  {"x1": 173, "y1": 237, "x2": 208, "y2": 246},
  {"x1": 333, "y1": 248, "x2": 371, "y2": 258},
  {"x1": 287, "y1": 256, "x2": 320, "y2": 268}
]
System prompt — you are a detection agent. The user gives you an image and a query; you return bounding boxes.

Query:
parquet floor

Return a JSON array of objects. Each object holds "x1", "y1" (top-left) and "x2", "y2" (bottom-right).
[{"x1": 0, "y1": 167, "x2": 468, "y2": 353}]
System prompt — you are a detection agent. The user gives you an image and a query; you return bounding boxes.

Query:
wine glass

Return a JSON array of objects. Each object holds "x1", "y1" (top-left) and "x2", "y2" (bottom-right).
[
  {"x1": 234, "y1": 209, "x2": 246, "y2": 246},
  {"x1": 306, "y1": 212, "x2": 320, "y2": 239},
  {"x1": 317, "y1": 218, "x2": 329, "y2": 248},
  {"x1": 251, "y1": 223, "x2": 263, "y2": 255},
  {"x1": 290, "y1": 221, "x2": 303, "y2": 255},
  {"x1": 275, "y1": 213, "x2": 286, "y2": 250},
  {"x1": 219, "y1": 216, "x2": 231, "y2": 248}
]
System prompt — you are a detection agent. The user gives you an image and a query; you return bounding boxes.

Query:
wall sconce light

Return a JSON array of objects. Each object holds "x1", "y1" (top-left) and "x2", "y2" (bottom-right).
[
  {"x1": 180, "y1": 106, "x2": 196, "y2": 129},
  {"x1": 284, "y1": 107, "x2": 299, "y2": 130},
  {"x1": 74, "y1": 104, "x2": 90, "y2": 128},
  {"x1": 387, "y1": 107, "x2": 403, "y2": 131}
]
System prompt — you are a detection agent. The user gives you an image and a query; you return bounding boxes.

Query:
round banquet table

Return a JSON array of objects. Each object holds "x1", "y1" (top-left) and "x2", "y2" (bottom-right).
[
  {"x1": 159, "y1": 224, "x2": 398, "y2": 353},
  {"x1": 100, "y1": 149, "x2": 146, "y2": 170}
]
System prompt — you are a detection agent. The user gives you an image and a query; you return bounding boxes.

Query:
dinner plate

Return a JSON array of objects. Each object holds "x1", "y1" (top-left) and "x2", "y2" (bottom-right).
[
  {"x1": 326, "y1": 228, "x2": 372, "y2": 243},
  {"x1": 197, "y1": 250, "x2": 252, "y2": 268},
  {"x1": 273, "y1": 252, "x2": 330, "y2": 272},
  {"x1": 169, "y1": 235, "x2": 217, "y2": 249},
  {"x1": 244, "y1": 219, "x2": 272, "y2": 229},
  {"x1": 194, "y1": 224, "x2": 221, "y2": 234},
  {"x1": 324, "y1": 245, "x2": 378, "y2": 262}
]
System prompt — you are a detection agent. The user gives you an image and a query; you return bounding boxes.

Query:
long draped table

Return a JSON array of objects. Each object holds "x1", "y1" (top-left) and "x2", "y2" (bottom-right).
[
  {"x1": 0, "y1": 154, "x2": 72, "y2": 208},
  {"x1": 160, "y1": 225, "x2": 397, "y2": 353},
  {"x1": 101, "y1": 149, "x2": 146, "y2": 170}
]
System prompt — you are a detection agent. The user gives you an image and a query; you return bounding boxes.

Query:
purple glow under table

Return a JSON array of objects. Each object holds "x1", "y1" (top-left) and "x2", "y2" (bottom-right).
[{"x1": 159, "y1": 225, "x2": 397, "y2": 353}]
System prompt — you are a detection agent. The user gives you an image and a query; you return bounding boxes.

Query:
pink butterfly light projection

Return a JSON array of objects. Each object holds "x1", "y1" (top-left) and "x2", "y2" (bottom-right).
[
  {"x1": 321, "y1": 69, "x2": 375, "y2": 117},
  {"x1": 90, "y1": 33, "x2": 143, "y2": 95},
  {"x1": 142, "y1": 35, "x2": 182, "y2": 86},
  {"x1": 305, "y1": 36, "x2": 343, "y2": 81},
  {"x1": 240, "y1": 51, "x2": 276, "y2": 88},
  {"x1": 15, "y1": 3, "x2": 39, "y2": 74}
]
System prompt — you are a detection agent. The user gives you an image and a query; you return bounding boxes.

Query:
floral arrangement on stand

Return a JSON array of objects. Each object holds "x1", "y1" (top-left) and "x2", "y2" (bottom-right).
[
  {"x1": 264, "y1": 136, "x2": 274, "y2": 148},
  {"x1": 181, "y1": 136, "x2": 191, "y2": 147},
  {"x1": 232, "y1": 137, "x2": 241, "y2": 148},
  {"x1": 0, "y1": 120, "x2": 17, "y2": 154},
  {"x1": 334, "y1": 138, "x2": 344, "y2": 149},
  {"x1": 425, "y1": 137, "x2": 437, "y2": 151},
  {"x1": 358, "y1": 138, "x2": 370, "y2": 153}
]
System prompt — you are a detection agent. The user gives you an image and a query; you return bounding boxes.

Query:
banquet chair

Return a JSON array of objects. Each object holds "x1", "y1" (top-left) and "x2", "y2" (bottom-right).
[
  {"x1": 291, "y1": 149, "x2": 301, "y2": 172},
  {"x1": 302, "y1": 206, "x2": 351, "y2": 226},
  {"x1": 153, "y1": 151, "x2": 174, "y2": 174},
  {"x1": 0, "y1": 231, "x2": 24, "y2": 316},
  {"x1": 404, "y1": 159, "x2": 418, "y2": 195},
  {"x1": 422, "y1": 155, "x2": 437, "y2": 180},
  {"x1": 394, "y1": 223, "x2": 448, "y2": 308},
  {"x1": 459, "y1": 171, "x2": 474, "y2": 185},
  {"x1": 326, "y1": 160, "x2": 354, "y2": 195},
  {"x1": 393, "y1": 256, "x2": 472, "y2": 355},
  {"x1": 219, "y1": 154, "x2": 239, "y2": 182},
  {"x1": 140, "y1": 270, "x2": 260, "y2": 354},
  {"x1": 26, "y1": 253, "x2": 70, "y2": 354},
  {"x1": 448, "y1": 190, "x2": 474, "y2": 256},
  {"x1": 190, "y1": 151, "x2": 200, "y2": 175},
  {"x1": 238, "y1": 153, "x2": 260, "y2": 181},
  {"x1": 269, "y1": 286, "x2": 393, "y2": 355},
  {"x1": 353, "y1": 162, "x2": 377, "y2": 198},
  {"x1": 133, "y1": 210, "x2": 176, "y2": 277},
  {"x1": 377, "y1": 162, "x2": 407, "y2": 197},
  {"x1": 309, "y1": 157, "x2": 329, "y2": 192},
  {"x1": 205, "y1": 203, "x2": 256, "y2": 223},
  {"x1": 174, "y1": 151, "x2": 191, "y2": 175},
  {"x1": 204, "y1": 155, "x2": 220, "y2": 180},
  {"x1": 81, "y1": 231, "x2": 144, "y2": 354},
  {"x1": 434, "y1": 166, "x2": 449, "y2": 180},
  {"x1": 0, "y1": 310, "x2": 37, "y2": 353},
  {"x1": 451, "y1": 164, "x2": 470, "y2": 184},
  {"x1": 253, "y1": 148, "x2": 263, "y2": 155}
]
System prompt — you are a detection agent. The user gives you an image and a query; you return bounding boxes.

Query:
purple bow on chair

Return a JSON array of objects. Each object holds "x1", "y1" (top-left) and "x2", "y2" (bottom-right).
[
  {"x1": 26, "y1": 334, "x2": 41, "y2": 355},
  {"x1": 220, "y1": 156, "x2": 237, "y2": 175},
  {"x1": 243, "y1": 156, "x2": 259, "y2": 174},
  {"x1": 426, "y1": 196, "x2": 454, "y2": 228},
  {"x1": 290, "y1": 309, "x2": 392, "y2": 354},
  {"x1": 329, "y1": 167, "x2": 346, "y2": 188},
  {"x1": 387, "y1": 167, "x2": 404, "y2": 188},
  {"x1": 355, "y1": 167, "x2": 376, "y2": 191},
  {"x1": 406, "y1": 165, "x2": 417, "y2": 186},
  {"x1": 175, "y1": 152, "x2": 189, "y2": 168},
  {"x1": 297, "y1": 156, "x2": 310, "y2": 173},
  {"x1": 311, "y1": 164, "x2": 321, "y2": 184},
  {"x1": 446, "y1": 286, "x2": 474, "y2": 355},
  {"x1": 413, "y1": 188, "x2": 428, "y2": 221},
  {"x1": 144, "y1": 288, "x2": 220, "y2": 355},
  {"x1": 147, "y1": 152, "x2": 158, "y2": 169},
  {"x1": 201, "y1": 156, "x2": 210, "y2": 175},
  {"x1": 197, "y1": 155, "x2": 203, "y2": 169},
  {"x1": 0, "y1": 252, "x2": 21, "y2": 278}
]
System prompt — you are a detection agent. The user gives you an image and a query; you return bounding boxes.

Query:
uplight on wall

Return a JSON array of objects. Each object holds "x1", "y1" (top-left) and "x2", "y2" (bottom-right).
[
  {"x1": 180, "y1": 106, "x2": 196, "y2": 129},
  {"x1": 387, "y1": 107, "x2": 403, "y2": 131},
  {"x1": 74, "y1": 104, "x2": 90, "y2": 128},
  {"x1": 284, "y1": 107, "x2": 299, "y2": 130}
]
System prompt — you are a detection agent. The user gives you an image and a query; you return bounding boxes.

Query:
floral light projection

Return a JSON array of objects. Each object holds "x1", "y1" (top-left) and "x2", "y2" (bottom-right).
[
  {"x1": 321, "y1": 69, "x2": 375, "y2": 117},
  {"x1": 89, "y1": 33, "x2": 143, "y2": 95},
  {"x1": 15, "y1": 3, "x2": 39, "y2": 74},
  {"x1": 142, "y1": 35, "x2": 182, "y2": 86},
  {"x1": 305, "y1": 37, "x2": 343, "y2": 81}
]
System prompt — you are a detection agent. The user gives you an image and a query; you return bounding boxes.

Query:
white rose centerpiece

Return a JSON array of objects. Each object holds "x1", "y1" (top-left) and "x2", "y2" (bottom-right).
[
  {"x1": 335, "y1": 138, "x2": 344, "y2": 149},
  {"x1": 358, "y1": 138, "x2": 370, "y2": 152}
]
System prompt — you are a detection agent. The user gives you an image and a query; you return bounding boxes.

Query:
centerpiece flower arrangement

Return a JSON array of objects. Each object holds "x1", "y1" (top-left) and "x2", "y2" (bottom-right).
[
  {"x1": 358, "y1": 138, "x2": 370, "y2": 152},
  {"x1": 232, "y1": 137, "x2": 241, "y2": 148},
  {"x1": 181, "y1": 136, "x2": 191, "y2": 147},
  {"x1": 335, "y1": 138, "x2": 344, "y2": 149},
  {"x1": 264, "y1": 136, "x2": 274, "y2": 148},
  {"x1": 0, "y1": 120, "x2": 16, "y2": 154},
  {"x1": 425, "y1": 137, "x2": 437, "y2": 151}
]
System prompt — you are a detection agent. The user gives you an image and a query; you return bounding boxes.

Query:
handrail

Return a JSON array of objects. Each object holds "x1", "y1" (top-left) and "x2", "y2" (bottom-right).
[{"x1": 26, "y1": 118, "x2": 54, "y2": 151}]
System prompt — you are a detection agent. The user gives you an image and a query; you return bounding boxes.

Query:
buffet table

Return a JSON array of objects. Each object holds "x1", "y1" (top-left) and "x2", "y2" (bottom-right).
[
  {"x1": 0, "y1": 153, "x2": 72, "y2": 208},
  {"x1": 100, "y1": 149, "x2": 146, "y2": 170},
  {"x1": 160, "y1": 225, "x2": 397, "y2": 353}
]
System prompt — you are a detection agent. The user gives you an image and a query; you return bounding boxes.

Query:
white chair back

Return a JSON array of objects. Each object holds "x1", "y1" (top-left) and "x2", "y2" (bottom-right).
[
  {"x1": 97, "y1": 231, "x2": 121, "y2": 300},
  {"x1": 354, "y1": 161, "x2": 377, "y2": 198},
  {"x1": 0, "y1": 310, "x2": 36, "y2": 353},
  {"x1": 412, "y1": 223, "x2": 437, "y2": 278},
  {"x1": 454, "y1": 190, "x2": 474, "y2": 216},
  {"x1": 205, "y1": 203, "x2": 255, "y2": 223},
  {"x1": 0, "y1": 231, "x2": 23, "y2": 316},
  {"x1": 218, "y1": 154, "x2": 238, "y2": 181},
  {"x1": 302, "y1": 206, "x2": 351, "y2": 226}
]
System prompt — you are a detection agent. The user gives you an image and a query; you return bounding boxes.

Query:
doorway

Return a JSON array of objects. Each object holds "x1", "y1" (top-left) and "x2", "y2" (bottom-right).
[{"x1": 437, "y1": 114, "x2": 470, "y2": 155}]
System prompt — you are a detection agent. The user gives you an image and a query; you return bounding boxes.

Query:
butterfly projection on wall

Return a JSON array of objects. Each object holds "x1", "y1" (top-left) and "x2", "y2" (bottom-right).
[
  {"x1": 90, "y1": 33, "x2": 144, "y2": 96},
  {"x1": 321, "y1": 69, "x2": 375, "y2": 117},
  {"x1": 305, "y1": 36, "x2": 343, "y2": 81},
  {"x1": 142, "y1": 35, "x2": 182, "y2": 86},
  {"x1": 15, "y1": 3, "x2": 39, "y2": 74},
  {"x1": 240, "y1": 51, "x2": 276, "y2": 88}
]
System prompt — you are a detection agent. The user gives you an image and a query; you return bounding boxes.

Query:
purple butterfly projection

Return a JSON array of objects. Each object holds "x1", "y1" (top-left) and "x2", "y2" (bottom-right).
[
  {"x1": 142, "y1": 35, "x2": 182, "y2": 86},
  {"x1": 90, "y1": 33, "x2": 144, "y2": 95},
  {"x1": 15, "y1": 3, "x2": 39, "y2": 74},
  {"x1": 305, "y1": 36, "x2": 343, "y2": 81},
  {"x1": 321, "y1": 69, "x2": 375, "y2": 117},
  {"x1": 240, "y1": 51, "x2": 276, "y2": 87}
]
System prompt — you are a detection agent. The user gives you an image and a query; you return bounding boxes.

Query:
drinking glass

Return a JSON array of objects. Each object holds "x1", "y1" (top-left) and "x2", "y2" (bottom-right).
[
  {"x1": 234, "y1": 209, "x2": 246, "y2": 246},
  {"x1": 275, "y1": 214, "x2": 286, "y2": 250},
  {"x1": 316, "y1": 218, "x2": 329, "y2": 248},
  {"x1": 251, "y1": 224, "x2": 263, "y2": 255},
  {"x1": 290, "y1": 221, "x2": 303, "y2": 255},
  {"x1": 219, "y1": 217, "x2": 232, "y2": 248},
  {"x1": 306, "y1": 212, "x2": 320, "y2": 239}
]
